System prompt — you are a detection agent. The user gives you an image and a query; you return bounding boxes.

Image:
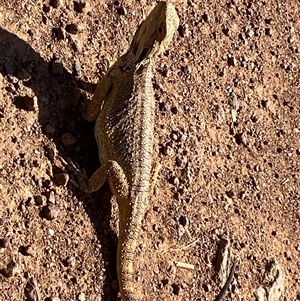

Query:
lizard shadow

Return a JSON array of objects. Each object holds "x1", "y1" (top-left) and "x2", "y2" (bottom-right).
[{"x1": 0, "y1": 27, "x2": 119, "y2": 301}]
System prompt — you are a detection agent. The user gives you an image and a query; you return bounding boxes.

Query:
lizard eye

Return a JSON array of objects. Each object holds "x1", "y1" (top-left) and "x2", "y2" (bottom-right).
[{"x1": 157, "y1": 25, "x2": 163, "y2": 33}]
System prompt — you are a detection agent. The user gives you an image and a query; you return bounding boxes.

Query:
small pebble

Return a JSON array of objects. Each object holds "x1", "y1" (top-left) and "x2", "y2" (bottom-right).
[
  {"x1": 23, "y1": 245, "x2": 36, "y2": 256},
  {"x1": 202, "y1": 283, "x2": 211, "y2": 292},
  {"x1": 0, "y1": 238, "x2": 9, "y2": 248},
  {"x1": 77, "y1": 292, "x2": 86, "y2": 301},
  {"x1": 111, "y1": 279, "x2": 119, "y2": 290},
  {"x1": 171, "y1": 283, "x2": 180, "y2": 295},
  {"x1": 178, "y1": 24, "x2": 189, "y2": 38},
  {"x1": 178, "y1": 215, "x2": 188, "y2": 227},
  {"x1": 24, "y1": 278, "x2": 40, "y2": 301},
  {"x1": 54, "y1": 173, "x2": 69, "y2": 186},
  {"x1": 43, "y1": 204, "x2": 60, "y2": 220},
  {"x1": 55, "y1": 27, "x2": 67, "y2": 40},
  {"x1": 74, "y1": 1, "x2": 86, "y2": 13},
  {"x1": 28, "y1": 29, "x2": 42, "y2": 39},
  {"x1": 66, "y1": 256, "x2": 76, "y2": 267},
  {"x1": 228, "y1": 55, "x2": 237, "y2": 67},
  {"x1": 172, "y1": 177, "x2": 180, "y2": 186},
  {"x1": 61, "y1": 133, "x2": 77, "y2": 146},
  {"x1": 50, "y1": 0, "x2": 63, "y2": 8},
  {"x1": 202, "y1": 13, "x2": 210, "y2": 22},
  {"x1": 15, "y1": 68, "x2": 31, "y2": 81},
  {"x1": 66, "y1": 23, "x2": 84, "y2": 34},
  {"x1": 117, "y1": 6, "x2": 127, "y2": 16},
  {"x1": 4, "y1": 60, "x2": 15, "y2": 74},
  {"x1": 44, "y1": 145, "x2": 56, "y2": 161},
  {"x1": 69, "y1": 86, "x2": 81, "y2": 106},
  {"x1": 73, "y1": 61, "x2": 82, "y2": 77},
  {"x1": 48, "y1": 229, "x2": 55, "y2": 236},
  {"x1": 265, "y1": 28, "x2": 272, "y2": 36},
  {"x1": 162, "y1": 145, "x2": 172, "y2": 156},
  {"x1": 45, "y1": 124, "x2": 56, "y2": 135},
  {"x1": 1, "y1": 260, "x2": 18, "y2": 278},
  {"x1": 23, "y1": 95, "x2": 38, "y2": 111},
  {"x1": 50, "y1": 59, "x2": 64, "y2": 75},
  {"x1": 226, "y1": 190, "x2": 235, "y2": 198}
]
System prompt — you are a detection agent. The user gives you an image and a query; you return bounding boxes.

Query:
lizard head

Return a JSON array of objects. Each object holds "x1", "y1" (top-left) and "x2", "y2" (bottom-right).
[{"x1": 129, "y1": 1, "x2": 179, "y2": 66}]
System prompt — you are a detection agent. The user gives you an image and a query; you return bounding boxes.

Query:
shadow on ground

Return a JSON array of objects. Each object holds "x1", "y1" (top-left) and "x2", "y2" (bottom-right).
[{"x1": 0, "y1": 27, "x2": 119, "y2": 301}]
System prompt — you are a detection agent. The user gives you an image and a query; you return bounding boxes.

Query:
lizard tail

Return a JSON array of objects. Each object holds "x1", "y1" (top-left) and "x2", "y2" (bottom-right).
[{"x1": 117, "y1": 196, "x2": 147, "y2": 301}]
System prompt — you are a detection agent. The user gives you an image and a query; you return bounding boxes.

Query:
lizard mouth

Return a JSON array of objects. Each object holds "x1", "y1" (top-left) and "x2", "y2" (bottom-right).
[{"x1": 136, "y1": 47, "x2": 150, "y2": 63}]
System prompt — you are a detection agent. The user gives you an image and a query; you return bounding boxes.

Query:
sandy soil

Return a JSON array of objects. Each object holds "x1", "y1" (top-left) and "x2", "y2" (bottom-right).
[{"x1": 0, "y1": 0, "x2": 299, "y2": 300}]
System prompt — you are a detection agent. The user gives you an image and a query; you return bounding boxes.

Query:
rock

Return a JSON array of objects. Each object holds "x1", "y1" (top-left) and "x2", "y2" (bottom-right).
[
  {"x1": 178, "y1": 24, "x2": 189, "y2": 38},
  {"x1": 66, "y1": 23, "x2": 84, "y2": 34},
  {"x1": 0, "y1": 260, "x2": 18, "y2": 278},
  {"x1": 215, "y1": 238, "x2": 230, "y2": 285},
  {"x1": 15, "y1": 68, "x2": 31, "y2": 81},
  {"x1": 0, "y1": 238, "x2": 9, "y2": 248},
  {"x1": 171, "y1": 283, "x2": 180, "y2": 295},
  {"x1": 69, "y1": 86, "x2": 81, "y2": 106},
  {"x1": 44, "y1": 145, "x2": 56, "y2": 161},
  {"x1": 117, "y1": 6, "x2": 127, "y2": 16},
  {"x1": 228, "y1": 55, "x2": 237, "y2": 67},
  {"x1": 55, "y1": 27, "x2": 67, "y2": 40},
  {"x1": 24, "y1": 277, "x2": 41, "y2": 301},
  {"x1": 111, "y1": 279, "x2": 119, "y2": 290},
  {"x1": 45, "y1": 124, "x2": 56, "y2": 135},
  {"x1": 64, "y1": 119, "x2": 76, "y2": 132},
  {"x1": 48, "y1": 228, "x2": 55, "y2": 236},
  {"x1": 4, "y1": 60, "x2": 15, "y2": 74},
  {"x1": 35, "y1": 195, "x2": 47, "y2": 206},
  {"x1": 54, "y1": 173, "x2": 69, "y2": 186},
  {"x1": 73, "y1": 60, "x2": 82, "y2": 77},
  {"x1": 61, "y1": 132, "x2": 77, "y2": 146},
  {"x1": 50, "y1": 0, "x2": 63, "y2": 8},
  {"x1": 50, "y1": 59, "x2": 64, "y2": 75},
  {"x1": 160, "y1": 145, "x2": 173, "y2": 156},
  {"x1": 19, "y1": 245, "x2": 36, "y2": 256},
  {"x1": 77, "y1": 292, "x2": 86, "y2": 301},
  {"x1": 23, "y1": 95, "x2": 38, "y2": 111},
  {"x1": 43, "y1": 204, "x2": 60, "y2": 220},
  {"x1": 74, "y1": 1, "x2": 86, "y2": 13}
]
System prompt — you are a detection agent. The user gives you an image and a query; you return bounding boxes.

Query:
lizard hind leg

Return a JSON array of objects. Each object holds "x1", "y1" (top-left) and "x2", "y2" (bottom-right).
[
  {"x1": 87, "y1": 160, "x2": 129, "y2": 199},
  {"x1": 62, "y1": 157, "x2": 129, "y2": 198}
]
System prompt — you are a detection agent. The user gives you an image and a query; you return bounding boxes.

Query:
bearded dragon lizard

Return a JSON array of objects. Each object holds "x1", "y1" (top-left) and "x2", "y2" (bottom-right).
[
  {"x1": 63, "y1": 2, "x2": 238, "y2": 300},
  {"x1": 66, "y1": 2, "x2": 179, "y2": 300}
]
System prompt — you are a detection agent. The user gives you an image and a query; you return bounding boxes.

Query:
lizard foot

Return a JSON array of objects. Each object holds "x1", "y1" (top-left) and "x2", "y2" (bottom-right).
[{"x1": 55, "y1": 156, "x2": 89, "y2": 192}]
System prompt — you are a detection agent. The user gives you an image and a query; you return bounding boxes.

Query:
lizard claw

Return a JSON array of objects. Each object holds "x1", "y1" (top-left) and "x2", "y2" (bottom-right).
[{"x1": 55, "y1": 155, "x2": 89, "y2": 192}]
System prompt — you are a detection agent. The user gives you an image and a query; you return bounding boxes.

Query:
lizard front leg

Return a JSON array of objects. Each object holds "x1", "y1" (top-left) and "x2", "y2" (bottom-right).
[{"x1": 83, "y1": 75, "x2": 112, "y2": 122}]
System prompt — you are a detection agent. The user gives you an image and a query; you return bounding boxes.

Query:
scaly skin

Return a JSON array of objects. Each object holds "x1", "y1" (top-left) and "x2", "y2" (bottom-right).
[
  {"x1": 62, "y1": 2, "x2": 239, "y2": 300},
  {"x1": 70, "y1": 2, "x2": 179, "y2": 300}
]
